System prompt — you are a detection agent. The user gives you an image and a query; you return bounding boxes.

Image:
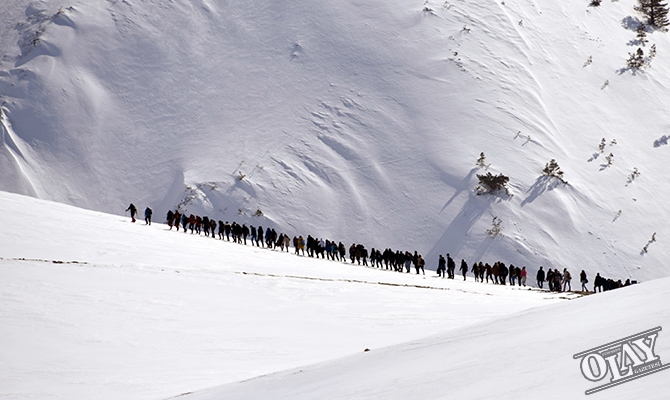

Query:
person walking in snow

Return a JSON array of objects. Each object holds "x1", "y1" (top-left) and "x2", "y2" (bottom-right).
[
  {"x1": 536, "y1": 266, "x2": 545, "y2": 289},
  {"x1": 144, "y1": 206, "x2": 152, "y2": 225},
  {"x1": 580, "y1": 270, "x2": 588, "y2": 292},
  {"x1": 218, "y1": 220, "x2": 225, "y2": 240},
  {"x1": 485, "y1": 263, "x2": 493, "y2": 283},
  {"x1": 416, "y1": 255, "x2": 425, "y2": 275},
  {"x1": 446, "y1": 253, "x2": 456, "y2": 279},
  {"x1": 173, "y1": 210, "x2": 180, "y2": 231},
  {"x1": 181, "y1": 213, "x2": 188, "y2": 232},
  {"x1": 498, "y1": 262, "x2": 509, "y2": 285},
  {"x1": 166, "y1": 209, "x2": 174, "y2": 229},
  {"x1": 126, "y1": 203, "x2": 138, "y2": 223},
  {"x1": 491, "y1": 262, "x2": 500, "y2": 284},
  {"x1": 242, "y1": 224, "x2": 250, "y2": 245},
  {"x1": 437, "y1": 255, "x2": 446, "y2": 278},
  {"x1": 520, "y1": 266, "x2": 527, "y2": 287},
  {"x1": 562, "y1": 268, "x2": 572, "y2": 292},
  {"x1": 593, "y1": 273, "x2": 603, "y2": 293},
  {"x1": 459, "y1": 259, "x2": 468, "y2": 281},
  {"x1": 257, "y1": 225, "x2": 263, "y2": 247}
]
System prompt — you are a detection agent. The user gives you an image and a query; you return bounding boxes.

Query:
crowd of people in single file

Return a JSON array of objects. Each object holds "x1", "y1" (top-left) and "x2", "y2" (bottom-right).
[{"x1": 126, "y1": 203, "x2": 636, "y2": 294}]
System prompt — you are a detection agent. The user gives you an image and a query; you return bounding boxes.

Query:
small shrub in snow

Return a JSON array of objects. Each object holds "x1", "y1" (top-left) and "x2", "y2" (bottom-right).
[
  {"x1": 254, "y1": 208, "x2": 264, "y2": 217},
  {"x1": 627, "y1": 48, "x2": 646, "y2": 69},
  {"x1": 629, "y1": 167, "x2": 641, "y2": 182},
  {"x1": 642, "y1": 232, "x2": 657, "y2": 254},
  {"x1": 605, "y1": 153, "x2": 614, "y2": 166},
  {"x1": 543, "y1": 159, "x2": 567, "y2": 183},
  {"x1": 598, "y1": 138, "x2": 607, "y2": 153},
  {"x1": 486, "y1": 217, "x2": 503, "y2": 237},
  {"x1": 514, "y1": 131, "x2": 532, "y2": 144},
  {"x1": 476, "y1": 152, "x2": 489, "y2": 168},
  {"x1": 625, "y1": 45, "x2": 656, "y2": 70},
  {"x1": 476, "y1": 172, "x2": 510, "y2": 195},
  {"x1": 236, "y1": 171, "x2": 246, "y2": 181},
  {"x1": 636, "y1": 24, "x2": 649, "y2": 45},
  {"x1": 649, "y1": 43, "x2": 657, "y2": 58},
  {"x1": 590, "y1": 0, "x2": 602, "y2": 6}
]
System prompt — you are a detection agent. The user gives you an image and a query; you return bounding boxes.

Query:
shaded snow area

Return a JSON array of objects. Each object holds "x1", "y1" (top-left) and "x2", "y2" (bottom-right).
[
  {"x1": 1, "y1": 0, "x2": 669, "y2": 284},
  {"x1": 2, "y1": 191, "x2": 668, "y2": 400}
]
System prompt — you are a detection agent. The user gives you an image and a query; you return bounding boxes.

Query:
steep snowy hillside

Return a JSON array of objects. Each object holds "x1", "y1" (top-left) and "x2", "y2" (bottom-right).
[{"x1": 1, "y1": 0, "x2": 669, "y2": 281}]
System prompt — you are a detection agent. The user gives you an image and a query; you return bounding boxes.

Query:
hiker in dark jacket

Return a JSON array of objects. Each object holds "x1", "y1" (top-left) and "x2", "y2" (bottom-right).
[
  {"x1": 593, "y1": 273, "x2": 603, "y2": 292},
  {"x1": 166, "y1": 210, "x2": 174, "y2": 229},
  {"x1": 485, "y1": 263, "x2": 493, "y2": 283},
  {"x1": 460, "y1": 259, "x2": 468, "y2": 281},
  {"x1": 218, "y1": 220, "x2": 225, "y2": 240},
  {"x1": 546, "y1": 268, "x2": 555, "y2": 291},
  {"x1": 126, "y1": 203, "x2": 138, "y2": 223},
  {"x1": 173, "y1": 210, "x2": 180, "y2": 231},
  {"x1": 499, "y1": 263, "x2": 508, "y2": 285},
  {"x1": 210, "y1": 219, "x2": 216, "y2": 238},
  {"x1": 416, "y1": 255, "x2": 425, "y2": 275},
  {"x1": 536, "y1": 266, "x2": 545, "y2": 289},
  {"x1": 202, "y1": 216, "x2": 210, "y2": 236},
  {"x1": 580, "y1": 270, "x2": 588, "y2": 292},
  {"x1": 242, "y1": 224, "x2": 249, "y2": 245},
  {"x1": 224, "y1": 221, "x2": 231, "y2": 241},
  {"x1": 257, "y1": 226, "x2": 264, "y2": 247},
  {"x1": 553, "y1": 269, "x2": 562, "y2": 292},
  {"x1": 446, "y1": 254, "x2": 456, "y2": 279},
  {"x1": 181, "y1": 214, "x2": 188, "y2": 232},
  {"x1": 437, "y1": 255, "x2": 446, "y2": 278},
  {"x1": 144, "y1": 207, "x2": 152, "y2": 225}
]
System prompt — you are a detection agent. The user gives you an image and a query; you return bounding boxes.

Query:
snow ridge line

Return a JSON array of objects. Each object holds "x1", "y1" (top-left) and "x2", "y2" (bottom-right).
[
  {"x1": 235, "y1": 270, "x2": 581, "y2": 299},
  {"x1": 0, "y1": 257, "x2": 89, "y2": 265},
  {"x1": 0, "y1": 256, "x2": 580, "y2": 299}
]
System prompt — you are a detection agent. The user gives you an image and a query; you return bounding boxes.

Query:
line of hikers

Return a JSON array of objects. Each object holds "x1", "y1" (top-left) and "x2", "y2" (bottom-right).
[{"x1": 128, "y1": 204, "x2": 635, "y2": 293}]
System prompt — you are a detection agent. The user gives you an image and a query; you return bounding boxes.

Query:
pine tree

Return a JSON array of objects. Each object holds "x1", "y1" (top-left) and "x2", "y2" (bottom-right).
[
  {"x1": 635, "y1": 0, "x2": 670, "y2": 29},
  {"x1": 626, "y1": 48, "x2": 646, "y2": 69},
  {"x1": 636, "y1": 24, "x2": 649, "y2": 45}
]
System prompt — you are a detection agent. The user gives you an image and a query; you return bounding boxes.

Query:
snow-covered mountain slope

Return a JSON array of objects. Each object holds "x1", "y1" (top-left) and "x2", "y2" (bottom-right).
[
  {"x1": 181, "y1": 273, "x2": 670, "y2": 400},
  {"x1": 1, "y1": 0, "x2": 669, "y2": 281},
  {"x1": 0, "y1": 190, "x2": 572, "y2": 400}
]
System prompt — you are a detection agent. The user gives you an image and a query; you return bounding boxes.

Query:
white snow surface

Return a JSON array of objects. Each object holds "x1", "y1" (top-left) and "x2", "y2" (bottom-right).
[
  {"x1": 0, "y1": 190, "x2": 574, "y2": 400},
  {"x1": 2, "y1": 0, "x2": 670, "y2": 397},
  {"x1": 1, "y1": 192, "x2": 668, "y2": 400},
  {"x1": 1, "y1": 0, "x2": 669, "y2": 282}
]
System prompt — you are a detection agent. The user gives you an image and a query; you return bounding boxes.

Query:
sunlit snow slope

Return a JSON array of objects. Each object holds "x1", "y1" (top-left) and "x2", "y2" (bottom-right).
[
  {"x1": 1, "y1": 0, "x2": 669, "y2": 281},
  {"x1": 0, "y1": 190, "x2": 572, "y2": 400},
  {"x1": 182, "y1": 274, "x2": 670, "y2": 400}
]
